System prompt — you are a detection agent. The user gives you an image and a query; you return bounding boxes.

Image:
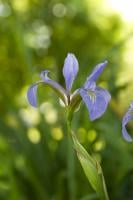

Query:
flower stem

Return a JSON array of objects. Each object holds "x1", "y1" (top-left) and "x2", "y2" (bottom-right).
[
  {"x1": 100, "y1": 173, "x2": 110, "y2": 200},
  {"x1": 66, "y1": 112, "x2": 109, "y2": 200},
  {"x1": 67, "y1": 119, "x2": 76, "y2": 200}
]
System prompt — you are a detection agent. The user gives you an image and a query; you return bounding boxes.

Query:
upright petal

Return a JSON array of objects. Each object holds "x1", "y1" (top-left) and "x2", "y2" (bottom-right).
[
  {"x1": 79, "y1": 87, "x2": 111, "y2": 121},
  {"x1": 63, "y1": 53, "x2": 79, "y2": 92},
  {"x1": 122, "y1": 104, "x2": 133, "y2": 142},
  {"x1": 27, "y1": 84, "x2": 39, "y2": 107},
  {"x1": 84, "y1": 61, "x2": 108, "y2": 86}
]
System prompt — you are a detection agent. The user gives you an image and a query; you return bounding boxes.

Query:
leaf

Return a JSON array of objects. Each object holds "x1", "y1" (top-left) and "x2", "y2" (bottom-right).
[{"x1": 72, "y1": 133, "x2": 109, "y2": 200}]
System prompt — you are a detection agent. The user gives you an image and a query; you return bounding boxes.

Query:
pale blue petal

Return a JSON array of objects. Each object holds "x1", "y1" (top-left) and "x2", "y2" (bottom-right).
[
  {"x1": 27, "y1": 84, "x2": 38, "y2": 107},
  {"x1": 79, "y1": 87, "x2": 111, "y2": 121},
  {"x1": 96, "y1": 87, "x2": 111, "y2": 103},
  {"x1": 40, "y1": 70, "x2": 67, "y2": 105},
  {"x1": 84, "y1": 61, "x2": 108, "y2": 88},
  {"x1": 122, "y1": 110, "x2": 133, "y2": 142},
  {"x1": 83, "y1": 80, "x2": 96, "y2": 91},
  {"x1": 63, "y1": 53, "x2": 79, "y2": 92},
  {"x1": 40, "y1": 70, "x2": 66, "y2": 95},
  {"x1": 27, "y1": 70, "x2": 68, "y2": 107}
]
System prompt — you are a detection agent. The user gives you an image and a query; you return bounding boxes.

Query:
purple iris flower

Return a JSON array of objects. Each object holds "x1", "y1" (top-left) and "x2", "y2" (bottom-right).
[
  {"x1": 122, "y1": 102, "x2": 133, "y2": 142},
  {"x1": 27, "y1": 53, "x2": 111, "y2": 121}
]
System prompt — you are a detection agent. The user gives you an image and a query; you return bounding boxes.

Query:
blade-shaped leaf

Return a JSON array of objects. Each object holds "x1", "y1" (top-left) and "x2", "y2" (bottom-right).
[{"x1": 72, "y1": 133, "x2": 109, "y2": 200}]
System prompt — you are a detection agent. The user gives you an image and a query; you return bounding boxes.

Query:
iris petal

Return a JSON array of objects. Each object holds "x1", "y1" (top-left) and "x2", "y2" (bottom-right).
[
  {"x1": 122, "y1": 108, "x2": 133, "y2": 142},
  {"x1": 79, "y1": 87, "x2": 111, "y2": 121},
  {"x1": 84, "y1": 61, "x2": 108, "y2": 87},
  {"x1": 27, "y1": 70, "x2": 68, "y2": 107},
  {"x1": 40, "y1": 70, "x2": 68, "y2": 105},
  {"x1": 27, "y1": 84, "x2": 39, "y2": 107},
  {"x1": 63, "y1": 53, "x2": 79, "y2": 92},
  {"x1": 40, "y1": 70, "x2": 66, "y2": 94}
]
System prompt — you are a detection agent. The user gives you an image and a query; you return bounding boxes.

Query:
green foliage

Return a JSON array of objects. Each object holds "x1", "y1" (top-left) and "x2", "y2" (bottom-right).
[
  {"x1": 0, "y1": 0, "x2": 133, "y2": 199},
  {"x1": 72, "y1": 133, "x2": 109, "y2": 200}
]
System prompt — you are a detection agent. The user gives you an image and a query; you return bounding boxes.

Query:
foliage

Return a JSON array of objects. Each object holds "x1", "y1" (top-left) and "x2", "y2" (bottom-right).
[{"x1": 0, "y1": 0, "x2": 133, "y2": 199}]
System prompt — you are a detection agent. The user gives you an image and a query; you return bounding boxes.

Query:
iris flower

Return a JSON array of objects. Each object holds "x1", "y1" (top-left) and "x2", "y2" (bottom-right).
[
  {"x1": 27, "y1": 53, "x2": 111, "y2": 121},
  {"x1": 122, "y1": 102, "x2": 133, "y2": 142}
]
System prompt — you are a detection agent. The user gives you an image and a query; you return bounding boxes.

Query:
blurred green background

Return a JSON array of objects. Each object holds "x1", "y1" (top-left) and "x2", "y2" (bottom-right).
[{"x1": 0, "y1": 0, "x2": 133, "y2": 199}]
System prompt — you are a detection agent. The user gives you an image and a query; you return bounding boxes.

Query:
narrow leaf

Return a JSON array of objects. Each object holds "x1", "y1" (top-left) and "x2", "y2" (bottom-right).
[{"x1": 72, "y1": 133, "x2": 109, "y2": 200}]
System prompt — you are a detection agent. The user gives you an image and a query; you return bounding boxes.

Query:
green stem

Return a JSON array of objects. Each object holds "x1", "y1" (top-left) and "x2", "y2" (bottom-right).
[
  {"x1": 100, "y1": 173, "x2": 110, "y2": 200},
  {"x1": 67, "y1": 111, "x2": 109, "y2": 200},
  {"x1": 67, "y1": 119, "x2": 76, "y2": 200}
]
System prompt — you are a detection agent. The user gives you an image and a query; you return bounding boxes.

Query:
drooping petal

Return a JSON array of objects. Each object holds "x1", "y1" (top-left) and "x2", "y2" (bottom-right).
[
  {"x1": 27, "y1": 84, "x2": 39, "y2": 107},
  {"x1": 84, "y1": 61, "x2": 108, "y2": 87},
  {"x1": 40, "y1": 70, "x2": 68, "y2": 105},
  {"x1": 122, "y1": 105, "x2": 133, "y2": 142},
  {"x1": 79, "y1": 87, "x2": 111, "y2": 121},
  {"x1": 63, "y1": 53, "x2": 79, "y2": 92},
  {"x1": 96, "y1": 87, "x2": 111, "y2": 104}
]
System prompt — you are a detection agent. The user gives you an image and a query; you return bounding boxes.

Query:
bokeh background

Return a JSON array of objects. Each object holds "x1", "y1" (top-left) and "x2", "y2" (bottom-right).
[{"x1": 0, "y1": 0, "x2": 133, "y2": 199}]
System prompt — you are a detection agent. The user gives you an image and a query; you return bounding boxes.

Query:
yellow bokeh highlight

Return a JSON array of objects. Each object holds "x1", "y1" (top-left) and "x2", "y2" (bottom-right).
[
  {"x1": 27, "y1": 128, "x2": 41, "y2": 144},
  {"x1": 87, "y1": 130, "x2": 97, "y2": 142},
  {"x1": 40, "y1": 102, "x2": 58, "y2": 124},
  {"x1": 19, "y1": 108, "x2": 40, "y2": 126},
  {"x1": 93, "y1": 140, "x2": 106, "y2": 151},
  {"x1": 12, "y1": 0, "x2": 29, "y2": 12},
  {"x1": 51, "y1": 127, "x2": 63, "y2": 141},
  {"x1": 52, "y1": 3, "x2": 67, "y2": 18},
  {"x1": 45, "y1": 110, "x2": 57, "y2": 124}
]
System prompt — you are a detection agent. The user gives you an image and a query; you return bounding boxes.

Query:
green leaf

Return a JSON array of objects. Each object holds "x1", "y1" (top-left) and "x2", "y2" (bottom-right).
[{"x1": 72, "y1": 133, "x2": 109, "y2": 200}]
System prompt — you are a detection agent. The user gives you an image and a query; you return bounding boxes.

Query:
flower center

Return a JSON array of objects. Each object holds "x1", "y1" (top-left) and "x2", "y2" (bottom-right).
[{"x1": 87, "y1": 90, "x2": 96, "y2": 103}]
